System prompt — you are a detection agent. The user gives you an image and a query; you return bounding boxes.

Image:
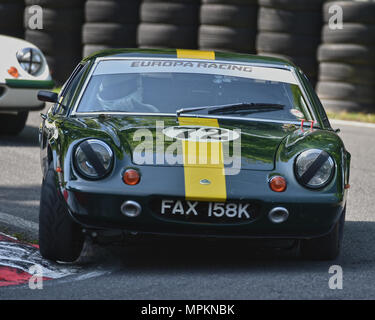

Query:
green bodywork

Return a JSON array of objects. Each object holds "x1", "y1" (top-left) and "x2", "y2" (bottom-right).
[
  {"x1": 5, "y1": 78, "x2": 55, "y2": 89},
  {"x1": 39, "y1": 49, "x2": 350, "y2": 239}
]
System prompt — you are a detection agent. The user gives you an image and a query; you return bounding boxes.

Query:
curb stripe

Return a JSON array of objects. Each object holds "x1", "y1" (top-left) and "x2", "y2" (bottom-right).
[
  {"x1": 0, "y1": 232, "x2": 80, "y2": 287},
  {"x1": 0, "y1": 266, "x2": 51, "y2": 287},
  {"x1": 178, "y1": 117, "x2": 226, "y2": 202}
]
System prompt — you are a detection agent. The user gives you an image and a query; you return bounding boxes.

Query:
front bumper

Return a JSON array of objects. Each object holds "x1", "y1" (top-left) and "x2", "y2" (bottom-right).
[
  {"x1": 64, "y1": 181, "x2": 346, "y2": 240},
  {"x1": 0, "y1": 79, "x2": 54, "y2": 111},
  {"x1": 58, "y1": 153, "x2": 348, "y2": 240}
]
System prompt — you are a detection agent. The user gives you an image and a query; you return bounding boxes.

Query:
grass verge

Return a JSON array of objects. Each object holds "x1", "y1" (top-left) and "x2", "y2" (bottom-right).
[
  {"x1": 327, "y1": 111, "x2": 375, "y2": 124},
  {"x1": 0, "y1": 226, "x2": 38, "y2": 244}
]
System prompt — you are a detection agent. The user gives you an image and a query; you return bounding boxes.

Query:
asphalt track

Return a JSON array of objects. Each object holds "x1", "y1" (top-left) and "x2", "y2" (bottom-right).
[{"x1": 0, "y1": 107, "x2": 374, "y2": 299}]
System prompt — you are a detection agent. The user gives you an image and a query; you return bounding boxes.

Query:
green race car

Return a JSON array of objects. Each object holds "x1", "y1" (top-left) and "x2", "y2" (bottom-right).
[{"x1": 37, "y1": 49, "x2": 350, "y2": 262}]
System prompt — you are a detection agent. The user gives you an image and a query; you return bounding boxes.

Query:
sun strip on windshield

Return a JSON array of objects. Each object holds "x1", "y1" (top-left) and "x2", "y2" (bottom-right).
[
  {"x1": 93, "y1": 59, "x2": 298, "y2": 85},
  {"x1": 177, "y1": 49, "x2": 215, "y2": 60}
]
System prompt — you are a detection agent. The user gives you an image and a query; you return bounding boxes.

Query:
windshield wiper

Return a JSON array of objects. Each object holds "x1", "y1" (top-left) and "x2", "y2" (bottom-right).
[
  {"x1": 176, "y1": 103, "x2": 284, "y2": 117},
  {"x1": 208, "y1": 103, "x2": 285, "y2": 114}
]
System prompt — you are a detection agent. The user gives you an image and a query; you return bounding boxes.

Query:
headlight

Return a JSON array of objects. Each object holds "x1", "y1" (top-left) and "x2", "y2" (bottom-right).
[
  {"x1": 16, "y1": 48, "x2": 43, "y2": 76},
  {"x1": 295, "y1": 149, "x2": 335, "y2": 189},
  {"x1": 74, "y1": 139, "x2": 113, "y2": 179}
]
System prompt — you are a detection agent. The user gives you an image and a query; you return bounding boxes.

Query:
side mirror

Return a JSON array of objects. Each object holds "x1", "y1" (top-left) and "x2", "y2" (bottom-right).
[{"x1": 38, "y1": 90, "x2": 58, "y2": 103}]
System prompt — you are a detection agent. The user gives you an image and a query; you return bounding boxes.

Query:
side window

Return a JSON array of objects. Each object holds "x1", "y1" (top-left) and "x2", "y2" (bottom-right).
[{"x1": 55, "y1": 63, "x2": 88, "y2": 115}]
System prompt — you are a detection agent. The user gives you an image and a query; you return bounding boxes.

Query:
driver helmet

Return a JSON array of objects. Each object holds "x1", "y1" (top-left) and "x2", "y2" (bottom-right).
[{"x1": 97, "y1": 73, "x2": 140, "y2": 111}]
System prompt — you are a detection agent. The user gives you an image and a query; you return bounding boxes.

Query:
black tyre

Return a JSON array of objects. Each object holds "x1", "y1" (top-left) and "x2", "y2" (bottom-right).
[
  {"x1": 202, "y1": 0, "x2": 257, "y2": 4},
  {"x1": 258, "y1": 52, "x2": 318, "y2": 78},
  {"x1": 318, "y1": 62, "x2": 375, "y2": 85},
  {"x1": 300, "y1": 207, "x2": 345, "y2": 260},
  {"x1": 24, "y1": 7, "x2": 83, "y2": 31},
  {"x1": 0, "y1": 3, "x2": 23, "y2": 28},
  {"x1": 83, "y1": 44, "x2": 124, "y2": 57},
  {"x1": 287, "y1": 57, "x2": 317, "y2": 77},
  {"x1": 85, "y1": 0, "x2": 140, "y2": 24},
  {"x1": 39, "y1": 167, "x2": 84, "y2": 262},
  {"x1": 200, "y1": 4, "x2": 257, "y2": 28},
  {"x1": 256, "y1": 32, "x2": 320, "y2": 56},
  {"x1": 199, "y1": 25, "x2": 256, "y2": 52},
  {"x1": 319, "y1": 99, "x2": 373, "y2": 113},
  {"x1": 25, "y1": 30, "x2": 81, "y2": 55},
  {"x1": 25, "y1": 0, "x2": 85, "y2": 8},
  {"x1": 259, "y1": 0, "x2": 324, "y2": 11},
  {"x1": 323, "y1": 1, "x2": 375, "y2": 24},
  {"x1": 317, "y1": 43, "x2": 375, "y2": 65},
  {"x1": 0, "y1": 111, "x2": 28, "y2": 135},
  {"x1": 25, "y1": 29, "x2": 81, "y2": 84},
  {"x1": 45, "y1": 54, "x2": 81, "y2": 85},
  {"x1": 258, "y1": 7, "x2": 321, "y2": 35},
  {"x1": 143, "y1": 0, "x2": 200, "y2": 2},
  {"x1": 316, "y1": 81, "x2": 375, "y2": 103},
  {"x1": 82, "y1": 23, "x2": 137, "y2": 46},
  {"x1": 141, "y1": 2, "x2": 199, "y2": 25},
  {"x1": 45, "y1": 55, "x2": 81, "y2": 68},
  {"x1": 138, "y1": 23, "x2": 197, "y2": 49},
  {"x1": 0, "y1": 28, "x2": 24, "y2": 38},
  {"x1": 322, "y1": 23, "x2": 375, "y2": 45}
]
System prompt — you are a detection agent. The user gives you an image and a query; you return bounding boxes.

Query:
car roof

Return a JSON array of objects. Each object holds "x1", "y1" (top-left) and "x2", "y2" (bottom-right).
[{"x1": 81, "y1": 48, "x2": 296, "y2": 70}]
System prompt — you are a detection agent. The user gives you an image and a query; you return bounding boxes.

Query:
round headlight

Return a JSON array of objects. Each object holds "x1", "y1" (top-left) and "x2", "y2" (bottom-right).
[
  {"x1": 74, "y1": 139, "x2": 113, "y2": 179},
  {"x1": 16, "y1": 48, "x2": 43, "y2": 76},
  {"x1": 295, "y1": 149, "x2": 335, "y2": 189}
]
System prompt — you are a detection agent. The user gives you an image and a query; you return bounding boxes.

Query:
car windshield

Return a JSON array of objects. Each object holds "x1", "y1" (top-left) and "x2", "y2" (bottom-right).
[{"x1": 77, "y1": 59, "x2": 313, "y2": 122}]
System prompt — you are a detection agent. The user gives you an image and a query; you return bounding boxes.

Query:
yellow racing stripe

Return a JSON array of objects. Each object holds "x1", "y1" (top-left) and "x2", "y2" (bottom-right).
[
  {"x1": 176, "y1": 49, "x2": 215, "y2": 60},
  {"x1": 178, "y1": 117, "x2": 226, "y2": 202}
]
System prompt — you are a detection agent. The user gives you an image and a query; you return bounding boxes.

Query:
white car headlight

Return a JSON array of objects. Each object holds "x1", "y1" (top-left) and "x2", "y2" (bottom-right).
[
  {"x1": 16, "y1": 47, "x2": 43, "y2": 76},
  {"x1": 295, "y1": 149, "x2": 335, "y2": 189},
  {"x1": 74, "y1": 139, "x2": 113, "y2": 179}
]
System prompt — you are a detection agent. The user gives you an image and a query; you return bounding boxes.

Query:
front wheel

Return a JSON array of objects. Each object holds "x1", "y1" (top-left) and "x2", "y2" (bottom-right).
[
  {"x1": 0, "y1": 111, "x2": 28, "y2": 135},
  {"x1": 300, "y1": 207, "x2": 345, "y2": 260},
  {"x1": 39, "y1": 167, "x2": 84, "y2": 262}
]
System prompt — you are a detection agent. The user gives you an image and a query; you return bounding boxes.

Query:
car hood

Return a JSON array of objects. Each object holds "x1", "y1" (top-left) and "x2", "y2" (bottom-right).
[{"x1": 73, "y1": 115, "x2": 298, "y2": 171}]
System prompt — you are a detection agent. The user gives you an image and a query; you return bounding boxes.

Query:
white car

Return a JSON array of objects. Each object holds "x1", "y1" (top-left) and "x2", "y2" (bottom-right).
[{"x1": 0, "y1": 34, "x2": 54, "y2": 135}]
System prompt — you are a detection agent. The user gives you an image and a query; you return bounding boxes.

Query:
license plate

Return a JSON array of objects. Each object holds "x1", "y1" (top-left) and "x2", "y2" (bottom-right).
[{"x1": 158, "y1": 199, "x2": 254, "y2": 221}]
